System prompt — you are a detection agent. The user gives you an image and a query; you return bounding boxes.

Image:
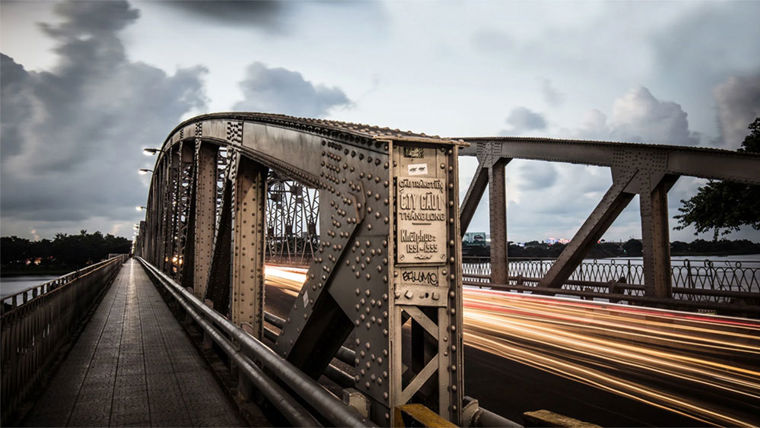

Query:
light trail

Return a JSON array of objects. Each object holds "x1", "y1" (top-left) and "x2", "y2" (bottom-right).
[{"x1": 264, "y1": 265, "x2": 760, "y2": 426}]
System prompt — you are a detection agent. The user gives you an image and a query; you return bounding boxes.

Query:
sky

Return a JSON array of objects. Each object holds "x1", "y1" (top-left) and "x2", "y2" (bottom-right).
[{"x1": 1, "y1": 0, "x2": 759, "y2": 244}]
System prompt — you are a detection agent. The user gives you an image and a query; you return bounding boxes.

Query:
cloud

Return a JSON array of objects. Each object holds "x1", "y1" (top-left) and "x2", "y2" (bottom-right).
[
  {"x1": 0, "y1": 0, "x2": 207, "y2": 239},
  {"x1": 713, "y1": 73, "x2": 760, "y2": 149},
  {"x1": 502, "y1": 106, "x2": 547, "y2": 134},
  {"x1": 515, "y1": 162, "x2": 558, "y2": 191},
  {"x1": 233, "y1": 62, "x2": 350, "y2": 117},
  {"x1": 571, "y1": 87, "x2": 701, "y2": 146},
  {"x1": 158, "y1": 1, "x2": 284, "y2": 31},
  {"x1": 541, "y1": 78, "x2": 565, "y2": 106},
  {"x1": 609, "y1": 87, "x2": 700, "y2": 146},
  {"x1": 650, "y1": 3, "x2": 760, "y2": 89},
  {"x1": 470, "y1": 29, "x2": 514, "y2": 52}
]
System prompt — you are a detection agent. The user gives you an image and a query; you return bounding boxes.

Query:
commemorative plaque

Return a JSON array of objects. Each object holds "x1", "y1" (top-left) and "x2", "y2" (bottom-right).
[{"x1": 396, "y1": 176, "x2": 447, "y2": 264}]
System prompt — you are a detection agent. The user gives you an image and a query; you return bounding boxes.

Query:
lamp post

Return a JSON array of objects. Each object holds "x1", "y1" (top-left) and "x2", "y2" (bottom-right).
[
  {"x1": 138, "y1": 168, "x2": 153, "y2": 175},
  {"x1": 143, "y1": 148, "x2": 163, "y2": 156}
]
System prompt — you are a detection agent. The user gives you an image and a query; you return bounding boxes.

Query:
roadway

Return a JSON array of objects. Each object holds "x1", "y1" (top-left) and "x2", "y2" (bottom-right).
[{"x1": 265, "y1": 265, "x2": 760, "y2": 427}]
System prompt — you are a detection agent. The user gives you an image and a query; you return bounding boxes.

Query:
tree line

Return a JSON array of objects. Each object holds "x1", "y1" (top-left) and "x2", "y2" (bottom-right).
[{"x1": 1, "y1": 231, "x2": 131, "y2": 275}]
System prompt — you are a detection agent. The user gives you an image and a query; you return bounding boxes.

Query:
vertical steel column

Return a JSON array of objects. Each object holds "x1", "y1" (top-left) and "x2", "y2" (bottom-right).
[
  {"x1": 190, "y1": 141, "x2": 218, "y2": 299},
  {"x1": 488, "y1": 159, "x2": 509, "y2": 284},
  {"x1": 230, "y1": 154, "x2": 268, "y2": 339},
  {"x1": 162, "y1": 148, "x2": 177, "y2": 273},
  {"x1": 175, "y1": 142, "x2": 195, "y2": 281},
  {"x1": 639, "y1": 177, "x2": 676, "y2": 298},
  {"x1": 157, "y1": 155, "x2": 170, "y2": 271}
]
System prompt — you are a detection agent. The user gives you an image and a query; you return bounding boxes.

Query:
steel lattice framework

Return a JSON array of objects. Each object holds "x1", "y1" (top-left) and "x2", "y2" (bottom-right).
[{"x1": 266, "y1": 173, "x2": 319, "y2": 265}]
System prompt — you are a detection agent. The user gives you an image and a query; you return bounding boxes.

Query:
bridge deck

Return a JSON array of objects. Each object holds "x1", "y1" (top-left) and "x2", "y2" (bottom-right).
[{"x1": 23, "y1": 259, "x2": 244, "y2": 427}]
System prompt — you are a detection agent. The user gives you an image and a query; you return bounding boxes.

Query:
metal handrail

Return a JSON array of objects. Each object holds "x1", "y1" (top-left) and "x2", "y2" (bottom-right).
[
  {"x1": 1, "y1": 254, "x2": 127, "y2": 425},
  {"x1": 136, "y1": 257, "x2": 373, "y2": 427},
  {"x1": 1, "y1": 256, "x2": 125, "y2": 313}
]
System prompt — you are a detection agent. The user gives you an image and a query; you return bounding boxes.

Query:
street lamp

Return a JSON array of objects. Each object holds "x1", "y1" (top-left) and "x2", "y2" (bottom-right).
[
  {"x1": 138, "y1": 168, "x2": 153, "y2": 175},
  {"x1": 143, "y1": 148, "x2": 163, "y2": 156},
  {"x1": 136, "y1": 206, "x2": 146, "y2": 211}
]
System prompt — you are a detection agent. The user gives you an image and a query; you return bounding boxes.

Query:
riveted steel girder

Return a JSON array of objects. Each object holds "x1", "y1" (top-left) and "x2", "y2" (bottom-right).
[
  {"x1": 139, "y1": 114, "x2": 471, "y2": 426},
  {"x1": 460, "y1": 137, "x2": 760, "y2": 185}
]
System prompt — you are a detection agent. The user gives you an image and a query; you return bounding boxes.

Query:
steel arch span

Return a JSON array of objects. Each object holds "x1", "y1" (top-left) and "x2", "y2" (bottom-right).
[{"x1": 136, "y1": 112, "x2": 466, "y2": 426}]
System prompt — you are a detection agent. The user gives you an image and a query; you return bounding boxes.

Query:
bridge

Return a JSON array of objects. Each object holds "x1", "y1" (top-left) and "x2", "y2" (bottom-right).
[{"x1": 3, "y1": 112, "x2": 760, "y2": 427}]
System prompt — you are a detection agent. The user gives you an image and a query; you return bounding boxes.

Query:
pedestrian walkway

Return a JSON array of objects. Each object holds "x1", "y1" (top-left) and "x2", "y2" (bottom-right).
[{"x1": 24, "y1": 259, "x2": 245, "y2": 427}]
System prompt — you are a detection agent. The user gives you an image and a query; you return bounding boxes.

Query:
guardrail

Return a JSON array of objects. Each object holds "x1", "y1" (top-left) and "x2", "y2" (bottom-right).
[
  {"x1": 462, "y1": 257, "x2": 760, "y2": 315},
  {"x1": 463, "y1": 257, "x2": 760, "y2": 303},
  {"x1": 136, "y1": 257, "x2": 373, "y2": 427},
  {"x1": 1, "y1": 254, "x2": 128, "y2": 425}
]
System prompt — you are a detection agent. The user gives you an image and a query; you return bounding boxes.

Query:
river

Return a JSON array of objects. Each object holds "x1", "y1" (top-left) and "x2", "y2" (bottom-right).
[{"x1": 1, "y1": 275, "x2": 59, "y2": 299}]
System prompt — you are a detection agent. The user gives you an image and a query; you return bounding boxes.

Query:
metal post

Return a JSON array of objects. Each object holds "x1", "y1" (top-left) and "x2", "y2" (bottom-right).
[
  {"x1": 190, "y1": 141, "x2": 218, "y2": 299},
  {"x1": 230, "y1": 154, "x2": 268, "y2": 339},
  {"x1": 639, "y1": 178, "x2": 673, "y2": 298},
  {"x1": 488, "y1": 159, "x2": 509, "y2": 284}
]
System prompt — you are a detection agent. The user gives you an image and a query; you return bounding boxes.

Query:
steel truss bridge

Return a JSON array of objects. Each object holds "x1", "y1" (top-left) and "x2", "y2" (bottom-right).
[{"x1": 3, "y1": 112, "x2": 760, "y2": 427}]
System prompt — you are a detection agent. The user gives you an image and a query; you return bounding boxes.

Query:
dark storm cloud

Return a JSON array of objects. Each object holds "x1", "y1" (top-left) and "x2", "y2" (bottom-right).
[
  {"x1": 713, "y1": 73, "x2": 760, "y2": 149},
  {"x1": 0, "y1": 0, "x2": 207, "y2": 236},
  {"x1": 160, "y1": 1, "x2": 283, "y2": 30},
  {"x1": 651, "y1": 2, "x2": 760, "y2": 89},
  {"x1": 233, "y1": 62, "x2": 350, "y2": 117},
  {"x1": 503, "y1": 107, "x2": 547, "y2": 133}
]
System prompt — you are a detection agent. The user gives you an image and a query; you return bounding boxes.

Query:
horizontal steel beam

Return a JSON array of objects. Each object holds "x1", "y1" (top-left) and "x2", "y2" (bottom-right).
[{"x1": 458, "y1": 137, "x2": 760, "y2": 184}]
